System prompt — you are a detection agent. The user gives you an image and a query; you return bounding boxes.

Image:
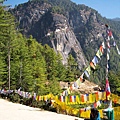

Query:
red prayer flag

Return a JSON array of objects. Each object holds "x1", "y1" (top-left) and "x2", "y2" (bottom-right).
[
  {"x1": 105, "y1": 78, "x2": 111, "y2": 100},
  {"x1": 99, "y1": 45, "x2": 104, "y2": 53},
  {"x1": 90, "y1": 62, "x2": 95, "y2": 70}
]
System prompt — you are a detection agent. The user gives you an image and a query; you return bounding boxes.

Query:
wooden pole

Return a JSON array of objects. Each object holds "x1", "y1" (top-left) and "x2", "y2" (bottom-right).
[{"x1": 8, "y1": 41, "x2": 10, "y2": 90}]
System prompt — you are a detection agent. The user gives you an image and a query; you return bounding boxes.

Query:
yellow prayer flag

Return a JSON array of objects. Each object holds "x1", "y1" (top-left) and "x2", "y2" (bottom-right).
[{"x1": 86, "y1": 65, "x2": 91, "y2": 75}]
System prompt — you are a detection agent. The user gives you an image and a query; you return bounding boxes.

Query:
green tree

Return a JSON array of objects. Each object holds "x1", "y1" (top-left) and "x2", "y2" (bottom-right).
[
  {"x1": 108, "y1": 71, "x2": 120, "y2": 95},
  {"x1": 0, "y1": 6, "x2": 17, "y2": 89},
  {"x1": 65, "y1": 54, "x2": 78, "y2": 82},
  {"x1": 22, "y1": 36, "x2": 47, "y2": 94},
  {"x1": 42, "y1": 44, "x2": 66, "y2": 94},
  {"x1": 0, "y1": 52, "x2": 6, "y2": 86}
]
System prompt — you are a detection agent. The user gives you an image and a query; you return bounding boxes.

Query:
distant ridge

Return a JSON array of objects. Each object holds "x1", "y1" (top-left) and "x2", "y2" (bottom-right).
[{"x1": 111, "y1": 17, "x2": 120, "y2": 21}]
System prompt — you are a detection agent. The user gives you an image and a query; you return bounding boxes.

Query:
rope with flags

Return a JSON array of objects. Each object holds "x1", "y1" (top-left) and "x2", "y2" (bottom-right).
[
  {"x1": 105, "y1": 24, "x2": 120, "y2": 101},
  {"x1": 105, "y1": 24, "x2": 111, "y2": 101},
  {"x1": 62, "y1": 41, "x2": 106, "y2": 96},
  {"x1": 62, "y1": 24, "x2": 120, "y2": 97}
]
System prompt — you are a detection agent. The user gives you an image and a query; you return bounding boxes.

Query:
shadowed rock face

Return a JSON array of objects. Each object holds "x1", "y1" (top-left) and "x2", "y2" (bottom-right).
[{"x1": 11, "y1": 2, "x2": 51, "y2": 36}]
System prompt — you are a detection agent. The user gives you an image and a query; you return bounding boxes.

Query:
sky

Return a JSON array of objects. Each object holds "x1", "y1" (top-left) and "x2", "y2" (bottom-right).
[{"x1": 4, "y1": 0, "x2": 120, "y2": 19}]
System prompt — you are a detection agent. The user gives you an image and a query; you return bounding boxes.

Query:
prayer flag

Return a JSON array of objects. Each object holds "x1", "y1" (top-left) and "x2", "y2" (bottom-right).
[
  {"x1": 81, "y1": 94, "x2": 84, "y2": 102},
  {"x1": 67, "y1": 88, "x2": 70, "y2": 94},
  {"x1": 92, "y1": 56, "x2": 98, "y2": 66},
  {"x1": 107, "y1": 53, "x2": 110, "y2": 60},
  {"x1": 102, "y1": 42, "x2": 105, "y2": 49},
  {"x1": 95, "y1": 92, "x2": 99, "y2": 101},
  {"x1": 108, "y1": 100, "x2": 112, "y2": 108},
  {"x1": 108, "y1": 30, "x2": 112, "y2": 37},
  {"x1": 70, "y1": 96, "x2": 75, "y2": 102},
  {"x1": 116, "y1": 45, "x2": 120, "y2": 55},
  {"x1": 90, "y1": 62, "x2": 95, "y2": 70},
  {"x1": 105, "y1": 78, "x2": 111, "y2": 100},
  {"x1": 107, "y1": 48, "x2": 110, "y2": 53},
  {"x1": 84, "y1": 70, "x2": 89, "y2": 78},
  {"x1": 107, "y1": 41, "x2": 110, "y2": 48},
  {"x1": 80, "y1": 73, "x2": 84, "y2": 82},
  {"x1": 99, "y1": 45, "x2": 104, "y2": 53},
  {"x1": 86, "y1": 65, "x2": 91, "y2": 75},
  {"x1": 76, "y1": 78, "x2": 81, "y2": 86},
  {"x1": 113, "y1": 41, "x2": 116, "y2": 46},
  {"x1": 60, "y1": 96, "x2": 64, "y2": 102},
  {"x1": 96, "y1": 49, "x2": 103, "y2": 59}
]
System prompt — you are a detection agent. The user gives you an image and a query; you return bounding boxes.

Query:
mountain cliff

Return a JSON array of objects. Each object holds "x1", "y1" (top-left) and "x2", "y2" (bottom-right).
[{"x1": 9, "y1": 0, "x2": 120, "y2": 71}]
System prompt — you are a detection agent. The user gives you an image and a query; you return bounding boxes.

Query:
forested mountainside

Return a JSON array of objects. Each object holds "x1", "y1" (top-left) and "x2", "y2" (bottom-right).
[
  {"x1": 9, "y1": 0, "x2": 120, "y2": 84},
  {"x1": 0, "y1": 0, "x2": 120, "y2": 95}
]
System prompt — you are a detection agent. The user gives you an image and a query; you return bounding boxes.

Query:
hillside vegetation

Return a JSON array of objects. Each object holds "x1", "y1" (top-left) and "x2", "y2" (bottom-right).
[{"x1": 0, "y1": 0, "x2": 120, "y2": 95}]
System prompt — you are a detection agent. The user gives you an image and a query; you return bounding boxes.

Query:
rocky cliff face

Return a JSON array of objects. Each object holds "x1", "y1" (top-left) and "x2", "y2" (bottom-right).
[
  {"x1": 48, "y1": 13, "x2": 87, "y2": 68},
  {"x1": 9, "y1": 0, "x2": 112, "y2": 70},
  {"x1": 10, "y1": 1, "x2": 88, "y2": 69},
  {"x1": 11, "y1": 2, "x2": 51, "y2": 35},
  {"x1": 69, "y1": 9, "x2": 106, "y2": 48}
]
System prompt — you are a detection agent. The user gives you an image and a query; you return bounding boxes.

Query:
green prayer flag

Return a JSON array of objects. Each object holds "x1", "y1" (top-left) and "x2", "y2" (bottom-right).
[{"x1": 86, "y1": 65, "x2": 91, "y2": 75}]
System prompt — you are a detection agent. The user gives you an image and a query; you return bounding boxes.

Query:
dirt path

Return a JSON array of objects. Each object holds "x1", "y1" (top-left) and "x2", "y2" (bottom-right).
[{"x1": 0, "y1": 98, "x2": 84, "y2": 120}]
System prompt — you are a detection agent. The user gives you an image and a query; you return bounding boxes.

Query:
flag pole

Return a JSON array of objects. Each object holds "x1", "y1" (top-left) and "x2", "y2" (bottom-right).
[{"x1": 105, "y1": 24, "x2": 111, "y2": 102}]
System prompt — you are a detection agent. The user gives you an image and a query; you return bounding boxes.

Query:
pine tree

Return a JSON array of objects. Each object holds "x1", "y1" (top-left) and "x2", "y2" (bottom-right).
[
  {"x1": 23, "y1": 36, "x2": 47, "y2": 94},
  {"x1": 0, "y1": 6, "x2": 17, "y2": 89},
  {"x1": 66, "y1": 54, "x2": 78, "y2": 82}
]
